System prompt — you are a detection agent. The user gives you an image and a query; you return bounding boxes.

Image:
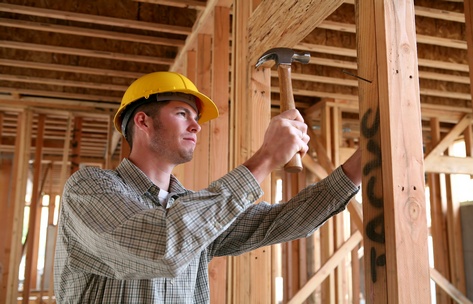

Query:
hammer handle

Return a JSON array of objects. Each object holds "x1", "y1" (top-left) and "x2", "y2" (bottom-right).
[{"x1": 278, "y1": 64, "x2": 303, "y2": 173}]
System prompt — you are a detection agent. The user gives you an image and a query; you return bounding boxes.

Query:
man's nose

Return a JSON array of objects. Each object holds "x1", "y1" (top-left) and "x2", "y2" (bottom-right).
[{"x1": 190, "y1": 119, "x2": 201, "y2": 133}]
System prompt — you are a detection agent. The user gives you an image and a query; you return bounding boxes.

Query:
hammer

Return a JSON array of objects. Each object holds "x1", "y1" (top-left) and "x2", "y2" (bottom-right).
[{"x1": 255, "y1": 47, "x2": 310, "y2": 173}]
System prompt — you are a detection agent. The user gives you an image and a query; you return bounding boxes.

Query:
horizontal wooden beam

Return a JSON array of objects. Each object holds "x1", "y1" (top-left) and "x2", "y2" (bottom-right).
[
  {"x1": 0, "y1": 59, "x2": 143, "y2": 79},
  {"x1": 344, "y1": 0, "x2": 466, "y2": 23},
  {"x1": 0, "y1": 3, "x2": 191, "y2": 35},
  {"x1": 0, "y1": 93, "x2": 118, "y2": 111},
  {"x1": 295, "y1": 42, "x2": 470, "y2": 72},
  {"x1": 132, "y1": 0, "x2": 207, "y2": 9},
  {"x1": 0, "y1": 41, "x2": 173, "y2": 65},
  {"x1": 318, "y1": 20, "x2": 467, "y2": 49},
  {"x1": 0, "y1": 75, "x2": 128, "y2": 92},
  {"x1": 0, "y1": 18, "x2": 185, "y2": 47},
  {"x1": 424, "y1": 155, "x2": 473, "y2": 174}
]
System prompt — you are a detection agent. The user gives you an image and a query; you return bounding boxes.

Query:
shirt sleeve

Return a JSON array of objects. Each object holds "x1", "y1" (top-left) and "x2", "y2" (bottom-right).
[
  {"x1": 209, "y1": 165, "x2": 360, "y2": 257},
  {"x1": 59, "y1": 165, "x2": 263, "y2": 280}
]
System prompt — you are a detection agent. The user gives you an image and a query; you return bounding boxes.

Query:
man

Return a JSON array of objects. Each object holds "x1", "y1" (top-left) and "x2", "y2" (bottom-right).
[{"x1": 54, "y1": 71, "x2": 361, "y2": 303}]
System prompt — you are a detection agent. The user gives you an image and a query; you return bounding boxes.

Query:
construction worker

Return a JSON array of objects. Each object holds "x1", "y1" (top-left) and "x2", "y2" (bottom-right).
[{"x1": 54, "y1": 71, "x2": 361, "y2": 303}]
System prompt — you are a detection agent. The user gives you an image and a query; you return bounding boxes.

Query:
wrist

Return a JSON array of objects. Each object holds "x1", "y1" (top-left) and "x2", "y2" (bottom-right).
[{"x1": 242, "y1": 149, "x2": 275, "y2": 184}]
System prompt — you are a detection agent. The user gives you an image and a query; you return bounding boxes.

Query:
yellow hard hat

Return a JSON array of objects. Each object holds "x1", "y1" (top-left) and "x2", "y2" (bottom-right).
[{"x1": 114, "y1": 71, "x2": 219, "y2": 136}]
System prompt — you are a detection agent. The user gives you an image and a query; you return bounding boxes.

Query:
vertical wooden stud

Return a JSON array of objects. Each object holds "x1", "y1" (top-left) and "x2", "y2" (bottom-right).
[
  {"x1": 319, "y1": 103, "x2": 335, "y2": 303},
  {"x1": 0, "y1": 128, "x2": 13, "y2": 304},
  {"x1": 104, "y1": 116, "x2": 115, "y2": 169},
  {"x1": 23, "y1": 114, "x2": 46, "y2": 303},
  {"x1": 180, "y1": 50, "x2": 198, "y2": 190},
  {"x1": 283, "y1": 172, "x2": 301, "y2": 300},
  {"x1": 208, "y1": 6, "x2": 231, "y2": 304},
  {"x1": 6, "y1": 109, "x2": 32, "y2": 304},
  {"x1": 70, "y1": 117, "x2": 82, "y2": 174},
  {"x1": 356, "y1": 0, "x2": 431, "y2": 302},
  {"x1": 373, "y1": 0, "x2": 431, "y2": 302},
  {"x1": 355, "y1": 0, "x2": 388, "y2": 300},
  {"x1": 445, "y1": 148, "x2": 467, "y2": 295},
  {"x1": 230, "y1": 1, "x2": 252, "y2": 302},
  {"x1": 465, "y1": 125, "x2": 473, "y2": 179},
  {"x1": 464, "y1": 0, "x2": 473, "y2": 115},
  {"x1": 47, "y1": 114, "x2": 72, "y2": 302},
  {"x1": 428, "y1": 117, "x2": 451, "y2": 303},
  {"x1": 193, "y1": 34, "x2": 212, "y2": 190}
]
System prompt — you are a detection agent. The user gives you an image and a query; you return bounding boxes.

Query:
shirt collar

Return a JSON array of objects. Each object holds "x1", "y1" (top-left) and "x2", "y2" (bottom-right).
[{"x1": 116, "y1": 158, "x2": 188, "y2": 196}]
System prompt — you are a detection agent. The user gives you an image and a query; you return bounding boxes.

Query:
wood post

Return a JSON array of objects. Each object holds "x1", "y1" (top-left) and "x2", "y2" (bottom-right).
[
  {"x1": 208, "y1": 6, "x2": 231, "y2": 304},
  {"x1": 193, "y1": 34, "x2": 211, "y2": 190},
  {"x1": 282, "y1": 173, "x2": 302, "y2": 300},
  {"x1": 356, "y1": 0, "x2": 431, "y2": 302},
  {"x1": 319, "y1": 105, "x2": 335, "y2": 303},
  {"x1": 70, "y1": 116, "x2": 82, "y2": 174},
  {"x1": 465, "y1": 0, "x2": 473, "y2": 116},
  {"x1": 445, "y1": 148, "x2": 467, "y2": 295},
  {"x1": 427, "y1": 118, "x2": 451, "y2": 303},
  {"x1": 0, "y1": 119, "x2": 13, "y2": 304},
  {"x1": 6, "y1": 109, "x2": 32, "y2": 304},
  {"x1": 22, "y1": 114, "x2": 46, "y2": 303},
  {"x1": 178, "y1": 50, "x2": 197, "y2": 190}
]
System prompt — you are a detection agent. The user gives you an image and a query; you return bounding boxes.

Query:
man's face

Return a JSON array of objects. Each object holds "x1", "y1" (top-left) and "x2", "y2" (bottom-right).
[{"x1": 148, "y1": 100, "x2": 201, "y2": 165}]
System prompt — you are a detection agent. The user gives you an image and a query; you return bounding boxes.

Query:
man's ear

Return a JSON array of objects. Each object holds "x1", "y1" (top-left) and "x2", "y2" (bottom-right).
[{"x1": 133, "y1": 111, "x2": 151, "y2": 135}]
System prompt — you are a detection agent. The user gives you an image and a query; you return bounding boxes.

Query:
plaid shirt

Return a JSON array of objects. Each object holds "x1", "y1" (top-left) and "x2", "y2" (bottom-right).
[{"x1": 54, "y1": 158, "x2": 358, "y2": 303}]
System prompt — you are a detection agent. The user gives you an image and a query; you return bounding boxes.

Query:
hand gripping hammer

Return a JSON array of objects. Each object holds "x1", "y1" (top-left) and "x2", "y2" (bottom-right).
[{"x1": 255, "y1": 47, "x2": 310, "y2": 173}]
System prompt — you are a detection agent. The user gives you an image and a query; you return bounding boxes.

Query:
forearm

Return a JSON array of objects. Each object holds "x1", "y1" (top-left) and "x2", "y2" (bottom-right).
[
  {"x1": 212, "y1": 166, "x2": 359, "y2": 256},
  {"x1": 242, "y1": 148, "x2": 276, "y2": 184},
  {"x1": 341, "y1": 148, "x2": 362, "y2": 186}
]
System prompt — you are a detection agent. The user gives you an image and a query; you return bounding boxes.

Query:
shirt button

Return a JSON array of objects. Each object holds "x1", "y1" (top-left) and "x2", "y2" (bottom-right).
[{"x1": 247, "y1": 194, "x2": 254, "y2": 201}]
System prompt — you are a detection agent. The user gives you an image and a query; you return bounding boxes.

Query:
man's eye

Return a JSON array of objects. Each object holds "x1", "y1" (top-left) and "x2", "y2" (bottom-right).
[{"x1": 178, "y1": 112, "x2": 186, "y2": 116}]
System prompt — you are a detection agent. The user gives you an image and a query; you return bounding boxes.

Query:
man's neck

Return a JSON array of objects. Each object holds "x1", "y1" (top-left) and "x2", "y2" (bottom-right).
[{"x1": 128, "y1": 153, "x2": 174, "y2": 191}]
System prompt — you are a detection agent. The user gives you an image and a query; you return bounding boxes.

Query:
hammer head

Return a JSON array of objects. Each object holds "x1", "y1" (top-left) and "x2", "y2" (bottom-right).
[{"x1": 255, "y1": 47, "x2": 310, "y2": 68}]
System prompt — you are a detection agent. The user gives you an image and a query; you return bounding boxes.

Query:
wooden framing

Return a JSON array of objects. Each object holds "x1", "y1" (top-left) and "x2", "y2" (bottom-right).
[
  {"x1": 207, "y1": 6, "x2": 231, "y2": 304},
  {"x1": 5, "y1": 110, "x2": 32, "y2": 304},
  {"x1": 357, "y1": 1, "x2": 432, "y2": 302},
  {"x1": 22, "y1": 114, "x2": 45, "y2": 303}
]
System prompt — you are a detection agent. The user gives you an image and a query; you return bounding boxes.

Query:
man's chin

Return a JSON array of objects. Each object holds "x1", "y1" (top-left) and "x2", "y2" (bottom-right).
[{"x1": 178, "y1": 151, "x2": 194, "y2": 164}]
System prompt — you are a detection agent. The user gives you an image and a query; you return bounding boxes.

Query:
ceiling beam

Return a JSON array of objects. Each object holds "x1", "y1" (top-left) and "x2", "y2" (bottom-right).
[
  {"x1": 0, "y1": 3, "x2": 191, "y2": 35},
  {"x1": 0, "y1": 18, "x2": 185, "y2": 47},
  {"x1": 247, "y1": 0, "x2": 345, "y2": 65},
  {"x1": 295, "y1": 42, "x2": 470, "y2": 72},
  {"x1": 0, "y1": 59, "x2": 144, "y2": 79},
  {"x1": 0, "y1": 75, "x2": 128, "y2": 91},
  {"x1": 0, "y1": 41, "x2": 174, "y2": 65},
  {"x1": 318, "y1": 20, "x2": 468, "y2": 50},
  {"x1": 0, "y1": 89, "x2": 119, "y2": 104},
  {"x1": 132, "y1": 0, "x2": 207, "y2": 10}
]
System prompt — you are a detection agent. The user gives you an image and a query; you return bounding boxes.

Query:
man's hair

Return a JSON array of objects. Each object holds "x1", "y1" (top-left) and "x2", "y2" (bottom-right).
[{"x1": 125, "y1": 99, "x2": 171, "y2": 149}]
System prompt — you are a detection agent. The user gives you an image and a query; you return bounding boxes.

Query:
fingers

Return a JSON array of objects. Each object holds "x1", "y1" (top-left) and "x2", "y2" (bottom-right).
[
  {"x1": 279, "y1": 108, "x2": 304, "y2": 122},
  {"x1": 264, "y1": 110, "x2": 310, "y2": 165},
  {"x1": 277, "y1": 109, "x2": 308, "y2": 137}
]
